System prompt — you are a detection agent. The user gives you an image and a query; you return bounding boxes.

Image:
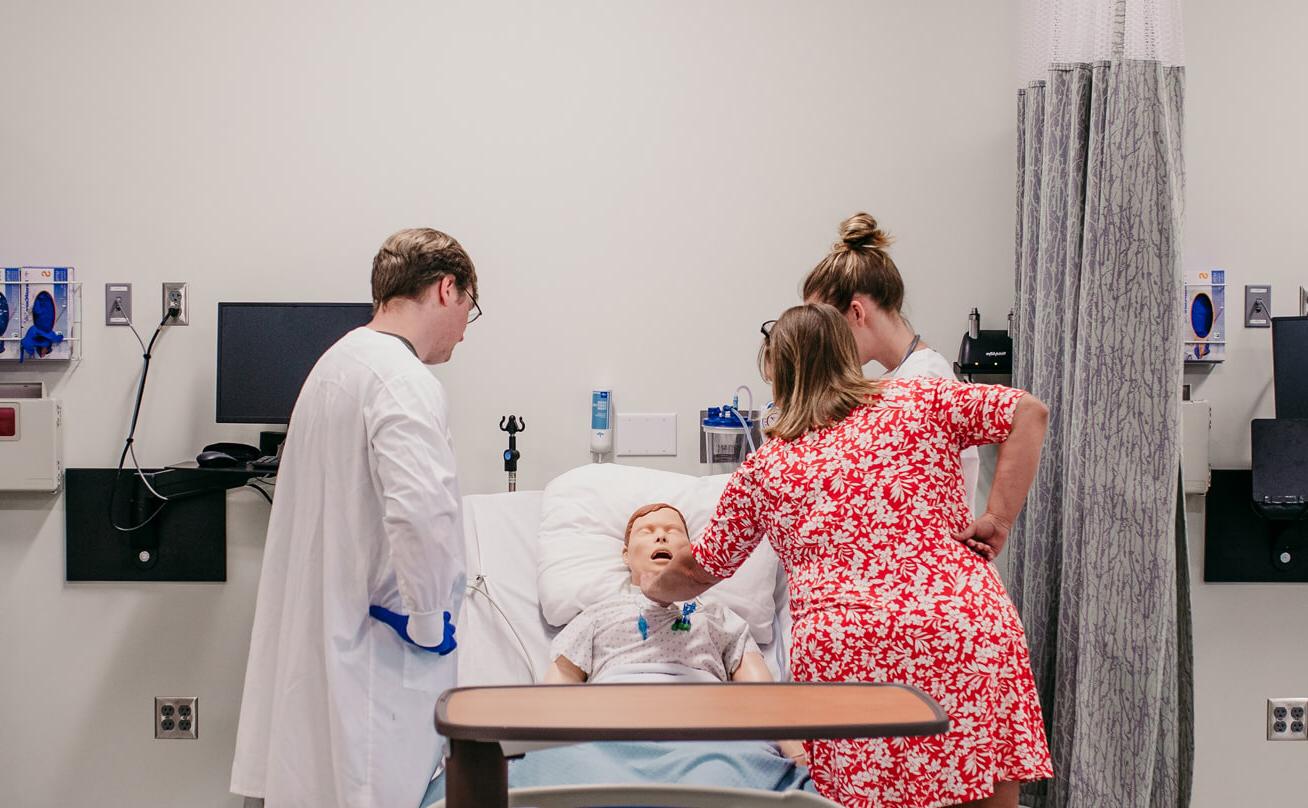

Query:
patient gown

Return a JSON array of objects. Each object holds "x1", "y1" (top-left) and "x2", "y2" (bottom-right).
[{"x1": 692, "y1": 377, "x2": 1053, "y2": 808}]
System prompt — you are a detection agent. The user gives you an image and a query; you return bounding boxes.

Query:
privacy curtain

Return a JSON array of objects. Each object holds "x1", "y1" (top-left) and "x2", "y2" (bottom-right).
[{"x1": 1008, "y1": 1, "x2": 1192, "y2": 806}]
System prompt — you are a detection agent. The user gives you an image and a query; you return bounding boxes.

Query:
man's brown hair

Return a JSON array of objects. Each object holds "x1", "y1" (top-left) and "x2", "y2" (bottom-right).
[{"x1": 371, "y1": 228, "x2": 477, "y2": 311}]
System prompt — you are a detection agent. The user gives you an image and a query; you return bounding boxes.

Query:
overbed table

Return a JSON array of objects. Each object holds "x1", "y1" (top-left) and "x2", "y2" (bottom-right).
[{"x1": 435, "y1": 682, "x2": 949, "y2": 808}]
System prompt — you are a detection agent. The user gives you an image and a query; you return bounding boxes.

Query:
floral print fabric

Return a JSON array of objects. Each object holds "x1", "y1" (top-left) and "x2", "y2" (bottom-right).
[{"x1": 692, "y1": 377, "x2": 1053, "y2": 807}]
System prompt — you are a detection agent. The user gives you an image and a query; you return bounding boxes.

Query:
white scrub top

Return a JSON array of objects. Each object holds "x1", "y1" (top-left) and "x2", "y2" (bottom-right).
[
  {"x1": 887, "y1": 347, "x2": 982, "y2": 516},
  {"x1": 231, "y1": 327, "x2": 466, "y2": 808}
]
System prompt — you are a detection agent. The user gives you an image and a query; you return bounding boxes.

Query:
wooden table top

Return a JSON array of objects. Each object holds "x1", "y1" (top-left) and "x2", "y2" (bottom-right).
[{"x1": 437, "y1": 682, "x2": 949, "y2": 743}]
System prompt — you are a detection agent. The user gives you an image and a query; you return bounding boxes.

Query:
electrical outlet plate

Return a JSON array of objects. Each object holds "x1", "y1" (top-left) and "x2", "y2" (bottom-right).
[
  {"x1": 105, "y1": 283, "x2": 132, "y2": 326},
  {"x1": 1245, "y1": 284, "x2": 1271, "y2": 328},
  {"x1": 162, "y1": 282, "x2": 188, "y2": 326},
  {"x1": 155, "y1": 696, "x2": 198, "y2": 739},
  {"x1": 1267, "y1": 697, "x2": 1307, "y2": 741}
]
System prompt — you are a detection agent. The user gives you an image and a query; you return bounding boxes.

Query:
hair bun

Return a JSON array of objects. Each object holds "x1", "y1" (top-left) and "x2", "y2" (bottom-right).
[{"x1": 837, "y1": 212, "x2": 891, "y2": 251}]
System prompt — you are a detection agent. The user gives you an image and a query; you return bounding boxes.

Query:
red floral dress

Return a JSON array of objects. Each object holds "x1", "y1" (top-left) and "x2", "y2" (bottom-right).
[{"x1": 692, "y1": 377, "x2": 1053, "y2": 807}]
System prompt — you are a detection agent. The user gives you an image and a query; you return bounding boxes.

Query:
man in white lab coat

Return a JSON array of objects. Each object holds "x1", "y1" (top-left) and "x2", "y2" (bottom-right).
[{"x1": 231, "y1": 228, "x2": 481, "y2": 808}]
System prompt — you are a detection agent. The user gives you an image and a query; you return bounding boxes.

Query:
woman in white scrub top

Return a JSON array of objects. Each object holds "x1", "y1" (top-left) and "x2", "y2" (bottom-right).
[
  {"x1": 802, "y1": 212, "x2": 981, "y2": 514},
  {"x1": 231, "y1": 228, "x2": 480, "y2": 808}
]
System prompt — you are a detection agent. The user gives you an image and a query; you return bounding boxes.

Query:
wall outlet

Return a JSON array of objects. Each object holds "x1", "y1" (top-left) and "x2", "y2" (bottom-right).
[
  {"x1": 105, "y1": 283, "x2": 132, "y2": 326},
  {"x1": 1245, "y1": 284, "x2": 1271, "y2": 328},
  {"x1": 1267, "y1": 697, "x2": 1307, "y2": 740},
  {"x1": 162, "y1": 282, "x2": 188, "y2": 326},
  {"x1": 155, "y1": 696, "x2": 198, "y2": 739}
]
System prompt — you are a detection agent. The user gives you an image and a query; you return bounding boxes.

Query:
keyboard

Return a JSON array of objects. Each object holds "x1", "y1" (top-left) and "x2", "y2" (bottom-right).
[{"x1": 250, "y1": 455, "x2": 280, "y2": 472}]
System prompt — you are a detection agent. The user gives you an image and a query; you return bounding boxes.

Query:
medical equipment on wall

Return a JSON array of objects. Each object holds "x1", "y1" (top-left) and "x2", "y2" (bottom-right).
[
  {"x1": 590, "y1": 390, "x2": 612, "y2": 462},
  {"x1": 700, "y1": 386, "x2": 761, "y2": 466},
  {"x1": 1184, "y1": 269, "x2": 1226, "y2": 363},
  {"x1": 1180, "y1": 396, "x2": 1211, "y2": 496},
  {"x1": 1, "y1": 267, "x2": 82, "y2": 364},
  {"x1": 500, "y1": 415, "x2": 525, "y2": 492},
  {"x1": 955, "y1": 308, "x2": 1013, "y2": 375},
  {"x1": 0, "y1": 381, "x2": 62, "y2": 492}
]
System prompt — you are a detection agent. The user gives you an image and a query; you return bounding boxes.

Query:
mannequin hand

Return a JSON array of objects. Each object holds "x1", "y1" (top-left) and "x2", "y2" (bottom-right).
[
  {"x1": 778, "y1": 740, "x2": 809, "y2": 767},
  {"x1": 951, "y1": 512, "x2": 1012, "y2": 561},
  {"x1": 369, "y1": 606, "x2": 457, "y2": 655}
]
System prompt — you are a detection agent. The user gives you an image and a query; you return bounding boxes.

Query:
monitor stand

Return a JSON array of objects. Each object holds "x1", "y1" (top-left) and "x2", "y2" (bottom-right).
[{"x1": 259, "y1": 430, "x2": 288, "y2": 457}]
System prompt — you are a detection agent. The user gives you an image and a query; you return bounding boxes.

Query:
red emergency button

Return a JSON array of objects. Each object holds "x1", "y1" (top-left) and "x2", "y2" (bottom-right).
[{"x1": 0, "y1": 406, "x2": 15, "y2": 438}]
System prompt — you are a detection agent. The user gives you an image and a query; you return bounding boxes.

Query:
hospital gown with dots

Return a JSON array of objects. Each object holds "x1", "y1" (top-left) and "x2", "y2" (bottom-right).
[
  {"x1": 551, "y1": 588, "x2": 759, "y2": 683},
  {"x1": 692, "y1": 377, "x2": 1053, "y2": 808}
]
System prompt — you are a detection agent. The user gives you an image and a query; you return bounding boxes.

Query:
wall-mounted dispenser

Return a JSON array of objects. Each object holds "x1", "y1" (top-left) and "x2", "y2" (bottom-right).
[
  {"x1": 0, "y1": 381, "x2": 62, "y2": 492},
  {"x1": 1184, "y1": 268, "x2": 1226, "y2": 363}
]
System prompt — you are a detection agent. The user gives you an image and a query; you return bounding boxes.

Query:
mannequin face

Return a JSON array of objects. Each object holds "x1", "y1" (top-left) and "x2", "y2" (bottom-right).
[{"x1": 623, "y1": 508, "x2": 690, "y2": 583}]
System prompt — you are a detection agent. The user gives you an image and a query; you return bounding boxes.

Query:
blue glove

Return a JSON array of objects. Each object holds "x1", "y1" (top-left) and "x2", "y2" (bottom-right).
[
  {"x1": 369, "y1": 605, "x2": 457, "y2": 655},
  {"x1": 19, "y1": 291, "x2": 64, "y2": 362}
]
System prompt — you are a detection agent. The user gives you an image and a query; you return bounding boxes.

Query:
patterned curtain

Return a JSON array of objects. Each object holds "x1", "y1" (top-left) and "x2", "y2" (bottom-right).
[{"x1": 1009, "y1": 2, "x2": 1193, "y2": 806}]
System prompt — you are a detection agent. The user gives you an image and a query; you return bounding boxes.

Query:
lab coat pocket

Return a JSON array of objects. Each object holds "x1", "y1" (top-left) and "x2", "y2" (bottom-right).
[{"x1": 402, "y1": 644, "x2": 456, "y2": 693}]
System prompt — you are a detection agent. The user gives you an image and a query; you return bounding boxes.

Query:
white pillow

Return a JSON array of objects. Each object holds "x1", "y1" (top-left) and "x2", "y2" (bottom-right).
[{"x1": 536, "y1": 463, "x2": 779, "y2": 645}]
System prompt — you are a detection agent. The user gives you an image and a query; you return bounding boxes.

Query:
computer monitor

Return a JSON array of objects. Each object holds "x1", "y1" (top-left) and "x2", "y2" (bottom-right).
[
  {"x1": 1272, "y1": 316, "x2": 1308, "y2": 420},
  {"x1": 216, "y1": 302, "x2": 373, "y2": 424}
]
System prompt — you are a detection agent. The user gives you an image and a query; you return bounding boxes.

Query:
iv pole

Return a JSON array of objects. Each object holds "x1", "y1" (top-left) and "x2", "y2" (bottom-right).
[{"x1": 499, "y1": 416, "x2": 525, "y2": 492}]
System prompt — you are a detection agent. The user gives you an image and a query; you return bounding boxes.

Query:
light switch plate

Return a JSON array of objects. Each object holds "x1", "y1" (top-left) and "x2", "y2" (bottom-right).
[
  {"x1": 615, "y1": 413, "x2": 677, "y2": 456},
  {"x1": 1245, "y1": 284, "x2": 1271, "y2": 328}
]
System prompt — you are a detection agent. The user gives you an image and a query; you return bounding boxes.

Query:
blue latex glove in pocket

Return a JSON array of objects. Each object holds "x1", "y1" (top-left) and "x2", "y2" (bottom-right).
[{"x1": 369, "y1": 605, "x2": 457, "y2": 655}]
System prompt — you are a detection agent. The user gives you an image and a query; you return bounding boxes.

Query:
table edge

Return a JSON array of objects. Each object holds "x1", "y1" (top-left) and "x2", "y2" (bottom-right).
[{"x1": 436, "y1": 682, "x2": 950, "y2": 742}]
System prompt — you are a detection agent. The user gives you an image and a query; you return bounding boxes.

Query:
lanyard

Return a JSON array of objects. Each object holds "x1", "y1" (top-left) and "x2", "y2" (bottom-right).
[{"x1": 885, "y1": 334, "x2": 921, "y2": 377}]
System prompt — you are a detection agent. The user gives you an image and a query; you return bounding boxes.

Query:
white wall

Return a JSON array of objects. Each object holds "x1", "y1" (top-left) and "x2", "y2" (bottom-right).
[
  {"x1": 0, "y1": 2, "x2": 1019, "y2": 805},
  {"x1": 1183, "y1": 1, "x2": 1308, "y2": 805}
]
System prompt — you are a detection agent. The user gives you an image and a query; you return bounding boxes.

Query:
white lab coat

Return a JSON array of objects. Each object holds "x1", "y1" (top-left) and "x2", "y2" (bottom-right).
[
  {"x1": 886, "y1": 348, "x2": 982, "y2": 516},
  {"x1": 231, "y1": 327, "x2": 465, "y2": 808}
]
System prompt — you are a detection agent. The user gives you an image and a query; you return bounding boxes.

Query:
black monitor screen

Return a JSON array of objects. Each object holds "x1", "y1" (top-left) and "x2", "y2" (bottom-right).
[
  {"x1": 1273, "y1": 316, "x2": 1308, "y2": 420},
  {"x1": 216, "y1": 302, "x2": 372, "y2": 424}
]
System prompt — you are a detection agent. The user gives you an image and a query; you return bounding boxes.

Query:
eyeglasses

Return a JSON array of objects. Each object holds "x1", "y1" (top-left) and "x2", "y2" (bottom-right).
[
  {"x1": 467, "y1": 292, "x2": 482, "y2": 325},
  {"x1": 760, "y1": 319, "x2": 777, "y2": 339}
]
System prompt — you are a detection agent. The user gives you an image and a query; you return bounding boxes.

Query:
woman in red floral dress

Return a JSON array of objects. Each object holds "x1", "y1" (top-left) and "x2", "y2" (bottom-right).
[{"x1": 642, "y1": 304, "x2": 1053, "y2": 808}]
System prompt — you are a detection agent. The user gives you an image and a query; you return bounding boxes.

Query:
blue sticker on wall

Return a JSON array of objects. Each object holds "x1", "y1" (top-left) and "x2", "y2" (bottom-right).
[{"x1": 0, "y1": 292, "x2": 8, "y2": 353}]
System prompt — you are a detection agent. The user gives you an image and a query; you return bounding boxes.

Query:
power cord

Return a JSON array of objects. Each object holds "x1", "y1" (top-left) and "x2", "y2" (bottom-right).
[
  {"x1": 109, "y1": 302, "x2": 182, "y2": 532},
  {"x1": 244, "y1": 481, "x2": 274, "y2": 505},
  {"x1": 466, "y1": 574, "x2": 539, "y2": 683}
]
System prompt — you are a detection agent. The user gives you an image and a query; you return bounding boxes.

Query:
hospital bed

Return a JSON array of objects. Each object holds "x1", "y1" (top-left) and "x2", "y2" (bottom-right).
[
  {"x1": 436, "y1": 467, "x2": 947, "y2": 808},
  {"x1": 438, "y1": 487, "x2": 825, "y2": 807}
]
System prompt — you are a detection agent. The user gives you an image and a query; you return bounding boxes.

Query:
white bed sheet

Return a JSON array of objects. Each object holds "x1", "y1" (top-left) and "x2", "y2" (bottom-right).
[{"x1": 456, "y1": 491, "x2": 791, "y2": 686}]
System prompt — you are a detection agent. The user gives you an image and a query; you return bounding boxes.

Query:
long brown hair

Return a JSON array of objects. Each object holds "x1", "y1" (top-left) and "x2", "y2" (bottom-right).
[
  {"x1": 801, "y1": 212, "x2": 902, "y2": 314},
  {"x1": 760, "y1": 304, "x2": 881, "y2": 440}
]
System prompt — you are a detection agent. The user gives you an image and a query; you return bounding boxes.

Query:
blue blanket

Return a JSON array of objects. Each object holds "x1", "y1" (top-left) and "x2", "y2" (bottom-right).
[{"x1": 421, "y1": 740, "x2": 816, "y2": 806}]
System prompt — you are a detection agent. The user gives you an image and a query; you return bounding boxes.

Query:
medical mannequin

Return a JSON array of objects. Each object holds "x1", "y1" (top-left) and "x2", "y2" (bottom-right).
[
  {"x1": 231, "y1": 228, "x2": 480, "y2": 808},
  {"x1": 803, "y1": 212, "x2": 982, "y2": 516},
  {"x1": 545, "y1": 504, "x2": 807, "y2": 766}
]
